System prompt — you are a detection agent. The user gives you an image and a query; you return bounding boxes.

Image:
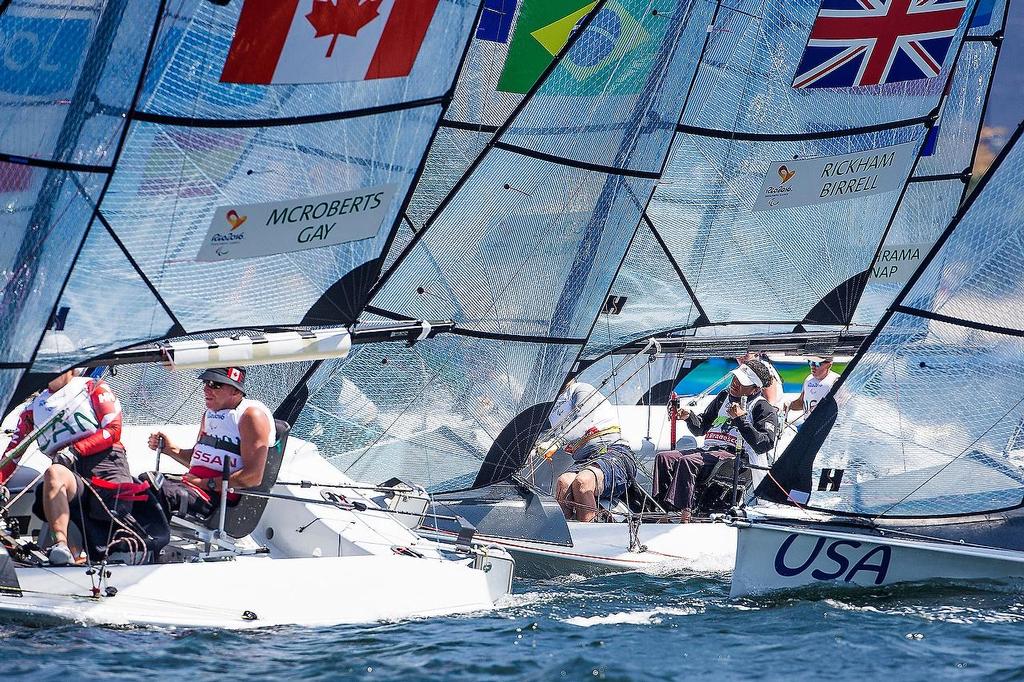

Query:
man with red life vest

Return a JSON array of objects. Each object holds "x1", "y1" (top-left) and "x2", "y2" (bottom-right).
[
  {"x1": 652, "y1": 360, "x2": 779, "y2": 522},
  {"x1": 2, "y1": 369, "x2": 131, "y2": 565},
  {"x1": 147, "y1": 367, "x2": 274, "y2": 520}
]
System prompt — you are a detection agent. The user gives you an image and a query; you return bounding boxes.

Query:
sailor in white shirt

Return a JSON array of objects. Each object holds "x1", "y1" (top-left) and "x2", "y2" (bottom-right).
[{"x1": 784, "y1": 356, "x2": 841, "y2": 425}]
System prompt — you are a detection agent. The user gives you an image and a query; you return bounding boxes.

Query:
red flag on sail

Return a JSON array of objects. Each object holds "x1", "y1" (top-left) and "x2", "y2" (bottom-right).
[{"x1": 220, "y1": 0, "x2": 440, "y2": 85}]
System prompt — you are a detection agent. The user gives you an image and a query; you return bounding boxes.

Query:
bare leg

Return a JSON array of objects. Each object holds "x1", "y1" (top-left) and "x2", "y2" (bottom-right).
[
  {"x1": 42, "y1": 464, "x2": 79, "y2": 554},
  {"x1": 554, "y1": 472, "x2": 576, "y2": 519},
  {"x1": 570, "y1": 467, "x2": 604, "y2": 523}
]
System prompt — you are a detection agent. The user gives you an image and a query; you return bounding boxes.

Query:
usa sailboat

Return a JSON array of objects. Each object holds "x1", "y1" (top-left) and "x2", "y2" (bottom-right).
[
  {"x1": 731, "y1": 115, "x2": 1024, "y2": 597},
  {"x1": 408, "y1": 0, "x2": 998, "y2": 576},
  {"x1": 0, "y1": 0, "x2": 515, "y2": 628}
]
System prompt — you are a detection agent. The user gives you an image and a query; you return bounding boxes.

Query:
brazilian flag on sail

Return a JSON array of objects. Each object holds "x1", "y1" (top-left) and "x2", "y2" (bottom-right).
[{"x1": 497, "y1": 0, "x2": 657, "y2": 95}]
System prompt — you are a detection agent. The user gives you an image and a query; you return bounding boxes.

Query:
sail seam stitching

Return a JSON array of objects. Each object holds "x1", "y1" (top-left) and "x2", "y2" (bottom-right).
[
  {"x1": 674, "y1": 116, "x2": 929, "y2": 143},
  {"x1": 133, "y1": 94, "x2": 446, "y2": 129},
  {"x1": 893, "y1": 305, "x2": 1024, "y2": 338},
  {"x1": 439, "y1": 119, "x2": 499, "y2": 134},
  {"x1": 450, "y1": 327, "x2": 586, "y2": 345},
  {"x1": 0, "y1": 153, "x2": 111, "y2": 175},
  {"x1": 363, "y1": 306, "x2": 586, "y2": 344},
  {"x1": 492, "y1": 141, "x2": 660, "y2": 179}
]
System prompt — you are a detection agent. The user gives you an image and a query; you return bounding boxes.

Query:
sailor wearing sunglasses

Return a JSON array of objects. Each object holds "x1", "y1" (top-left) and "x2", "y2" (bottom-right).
[{"x1": 784, "y1": 356, "x2": 840, "y2": 424}]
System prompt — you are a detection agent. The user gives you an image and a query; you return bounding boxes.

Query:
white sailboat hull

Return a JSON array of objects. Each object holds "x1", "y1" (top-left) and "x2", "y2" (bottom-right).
[
  {"x1": 730, "y1": 520, "x2": 1024, "y2": 597},
  {"x1": 479, "y1": 520, "x2": 736, "y2": 578},
  {"x1": 1, "y1": 552, "x2": 508, "y2": 629},
  {"x1": 0, "y1": 424, "x2": 514, "y2": 628}
]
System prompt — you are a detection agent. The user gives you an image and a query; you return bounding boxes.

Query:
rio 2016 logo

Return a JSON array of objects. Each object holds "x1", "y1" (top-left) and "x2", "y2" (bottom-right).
[
  {"x1": 226, "y1": 209, "x2": 247, "y2": 230},
  {"x1": 773, "y1": 533, "x2": 891, "y2": 584}
]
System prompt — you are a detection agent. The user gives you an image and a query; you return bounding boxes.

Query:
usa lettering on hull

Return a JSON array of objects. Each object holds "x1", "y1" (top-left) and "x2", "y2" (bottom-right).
[
  {"x1": 752, "y1": 142, "x2": 917, "y2": 212},
  {"x1": 773, "y1": 532, "x2": 892, "y2": 586},
  {"x1": 196, "y1": 184, "x2": 397, "y2": 262}
]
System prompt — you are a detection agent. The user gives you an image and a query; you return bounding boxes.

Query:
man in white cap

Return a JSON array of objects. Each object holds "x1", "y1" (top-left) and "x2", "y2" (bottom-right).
[
  {"x1": 784, "y1": 356, "x2": 840, "y2": 426},
  {"x1": 736, "y1": 351, "x2": 784, "y2": 409},
  {"x1": 653, "y1": 359, "x2": 779, "y2": 521},
  {"x1": 147, "y1": 367, "x2": 275, "y2": 519}
]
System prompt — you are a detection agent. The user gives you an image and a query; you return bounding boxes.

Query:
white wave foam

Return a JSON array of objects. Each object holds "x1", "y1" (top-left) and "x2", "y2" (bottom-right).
[{"x1": 563, "y1": 607, "x2": 699, "y2": 627}]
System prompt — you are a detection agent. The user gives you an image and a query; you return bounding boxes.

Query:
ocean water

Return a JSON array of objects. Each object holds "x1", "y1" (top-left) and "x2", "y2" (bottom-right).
[{"x1": 4, "y1": 570, "x2": 1023, "y2": 681}]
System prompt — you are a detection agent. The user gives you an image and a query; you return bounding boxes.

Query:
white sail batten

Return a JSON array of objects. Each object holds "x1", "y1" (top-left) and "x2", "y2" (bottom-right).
[{"x1": 162, "y1": 330, "x2": 352, "y2": 370}]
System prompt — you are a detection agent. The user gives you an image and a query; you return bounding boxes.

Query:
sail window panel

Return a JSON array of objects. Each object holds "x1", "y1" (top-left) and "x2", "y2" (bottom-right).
[
  {"x1": 852, "y1": 180, "x2": 963, "y2": 327},
  {"x1": 685, "y1": 0, "x2": 973, "y2": 135},
  {"x1": 914, "y1": 40, "x2": 996, "y2": 178},
  {"x1": 405, "y1": 126, "x2": 492, "y2": 230},
  {"x1": 809, "y1": 313, "x2": 1024, "y2": 517},
  {"x1": 501, "y1": 0, "x2": 714, "y2": 175},
  {"x1": 373, "y1": 151, "x2": 655, "y2": 340},
  {"x1": 580, "y1": 221, "x2": 700, "y2": 360},
  {"x1": 139, "y1": 0, "x2": 476, "y2": 120},
  {"x1": 292, "y1": 336, "x2": 581, "y2": 492},
  {"x1": 100, "y1": 108, "x2": 441, "y2": 332},
  {"x1": 29, "y1": 226, "x2": 178, "y2": 374},
  {"x1": 649, "y1": 128, "x2": 921, "y2": 325},
  {"x1": 0, "y1": 1, "x2": 159, "y2": 164},
  {"x1": 0, "y1": 169, "x2": 106, "y2": 366},
  {"x1": 902, "y1": 150, "x2": 1024, "y2": 332}
]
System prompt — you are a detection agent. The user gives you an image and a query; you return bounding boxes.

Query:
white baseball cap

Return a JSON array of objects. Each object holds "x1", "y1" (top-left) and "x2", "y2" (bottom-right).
[{"x1": 731, "y1": 364, "x2": 763, "y2": 388}]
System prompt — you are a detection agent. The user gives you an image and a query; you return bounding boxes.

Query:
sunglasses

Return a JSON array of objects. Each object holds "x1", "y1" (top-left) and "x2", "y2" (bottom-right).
[
  {"x1": 203, "y1": 380, "x2": 229, "y2": 390},
  {"x1": 808, "y1": 361, "x2": 830, "y2": 368}
]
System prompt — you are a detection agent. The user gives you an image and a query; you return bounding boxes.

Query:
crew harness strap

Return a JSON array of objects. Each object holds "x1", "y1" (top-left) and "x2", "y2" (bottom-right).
[{"x1": 564, "y1": 425, "x2": 621, "y2": 455}]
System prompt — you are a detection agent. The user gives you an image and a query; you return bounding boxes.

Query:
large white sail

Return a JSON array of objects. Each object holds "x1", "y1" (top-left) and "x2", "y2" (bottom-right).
[
  {"x1": 762, "y1": 118, "x2": 1024, "y2": 518},
  {"x1": 581, "y1": 0, "x2": 990, "y2": 361},
  {"x1": 853, "y1": 0, "x2": 1010, "y2": 324},
  {"x1": 1, "y1": 0, "x2": 482, "y2": 411},
  {"x1": 0, "y1": 0, "x2": 163, "y2": 409},
  {"x1": 289, "y1": 0, "x2": 719, "y2": 492}
]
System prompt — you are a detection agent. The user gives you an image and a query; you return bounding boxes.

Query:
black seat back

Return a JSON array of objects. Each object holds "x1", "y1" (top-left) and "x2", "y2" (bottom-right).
[{"x1": 207, "y1": 419, "x2": 290, "y2": 537}]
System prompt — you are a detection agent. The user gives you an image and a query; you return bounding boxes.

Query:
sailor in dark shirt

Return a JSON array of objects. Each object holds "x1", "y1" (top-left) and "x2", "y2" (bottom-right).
[{"x1": 653, "y1": 359, "x2": 779, "y2": 522}]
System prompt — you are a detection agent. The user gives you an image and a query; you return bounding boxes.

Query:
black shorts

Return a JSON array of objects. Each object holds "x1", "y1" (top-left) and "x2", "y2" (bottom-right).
[
  {"x1": 154, "y1": 475, "x2": 244, "y2": 518},
  {"x1": 32, "y1": 445, "x2": 133, "y2": 521}
]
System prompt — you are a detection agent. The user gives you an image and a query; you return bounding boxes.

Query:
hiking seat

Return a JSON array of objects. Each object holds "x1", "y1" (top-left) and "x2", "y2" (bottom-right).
[{"x1": 695, "y1": 453, "x2": 752, "y2": 515}]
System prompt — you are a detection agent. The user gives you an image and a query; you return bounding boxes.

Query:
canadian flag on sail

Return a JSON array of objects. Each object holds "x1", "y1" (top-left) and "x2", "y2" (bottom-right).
[{"x1": 220, "y1": 0, "x2": 440, "y2": 85}]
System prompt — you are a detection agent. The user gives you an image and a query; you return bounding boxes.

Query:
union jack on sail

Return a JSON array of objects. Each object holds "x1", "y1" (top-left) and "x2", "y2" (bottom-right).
[{"x1": 792, "y1": 0, "x2": 968, "y2": 89}]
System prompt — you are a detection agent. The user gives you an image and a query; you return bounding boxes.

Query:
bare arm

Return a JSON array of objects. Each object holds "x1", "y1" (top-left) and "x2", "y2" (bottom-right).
[
  {"x1": 148, "y1": 416, "x2": 202, "y2": 467},
  {"x1": 231, "y1": 407, "x2": 271, "y2": 489},
  {"x1": 787, "y1": 390, "x2": 807, "y2": 413}
]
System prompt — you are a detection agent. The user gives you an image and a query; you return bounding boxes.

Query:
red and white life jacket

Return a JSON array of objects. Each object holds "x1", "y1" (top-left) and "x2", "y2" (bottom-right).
[
  {"x1": 188, "y1": 398, "x2": 275, "y2": 479},
  {"x1": 26, "y1": 376, "x2": 121, "y2": 456}
]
